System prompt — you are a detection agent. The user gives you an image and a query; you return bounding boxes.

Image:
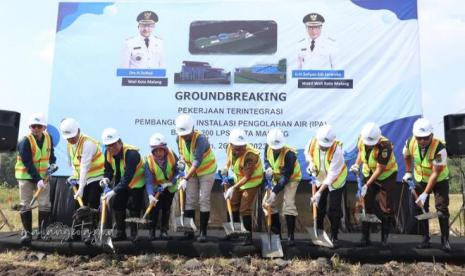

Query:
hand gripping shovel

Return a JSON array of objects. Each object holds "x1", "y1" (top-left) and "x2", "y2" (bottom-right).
[
  {"x1": 220, "y1": 173, "x2": 248, "y2": 238},
  {"x1": 305, "y1": 176, "x2": 333, "y2": 248},
  {"x1": 67, "y1": 179, "x2": 85, "y2": 207},
  {"x1": 30, "y1": 165, "x2": 58, "y2": 207},
  {"x1": 406, "y1": 180, "x2": 438, "y2": 220},
  {"x1": 97, "y1": 193, "x2": 114, "y2": 252},
  {"x1": 260, "y1": 178, "x2": 283, "y2": 258},
  {"x1": 354, "y1": 172, "x2": 381, "y2": 224},
  {"x1": 125, "y1": 191, "x2": 161, "y2": 224}
]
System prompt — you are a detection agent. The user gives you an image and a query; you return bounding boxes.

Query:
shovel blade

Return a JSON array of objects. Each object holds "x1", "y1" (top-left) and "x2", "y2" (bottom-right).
[
  {"x1": 355, "y1": 212, "x2": 382, "y2": 223},
  {"x1": 223, "y1": 222, "x2": 249, "y2": 238},
  {"x1": 175, "y1": 216, "x2": 197, "y2": 232},
  {"x1": 260, "y1": 233, "x2": 283, "y2": 258},
  {"x1": 415, "y1": 212, "x2": 438, "y2": 220},
  {"x1": 306, "y1": 227, "x2": 334, "y2": 248},
  {"x1": 101, "y1": 236, "x2": 114, "y2": 252}
]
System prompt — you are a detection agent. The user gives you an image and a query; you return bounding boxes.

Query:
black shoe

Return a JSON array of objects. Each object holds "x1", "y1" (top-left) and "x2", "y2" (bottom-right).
[
  {"x1": 360, "y1": 222, "x2": 371, "y2": 247},
  {"x1": 197, "y1": 234, "x2": 207, "y2": 242},
  {"x1": 38, "y1": 211, "x2": 51, "y2": 241},
  {"x1": 113, "y1": 210, "x2": 127, "y2": 241},
  {"x1": 159, "y1": 230, "x2": 170, "y2": 240},
  {"x1": 149, "y1": 229, "x2": 157, "y2": 240},
  {"x1": 416, "y1": 236, "x2": 431, "y2": 249},
  {"x1": 439, "y1": 217, "x2": 451, "y2": 252},
  {"x1": 66, "y1": 232, "x2": 82, "y2": 242},
  {"x1": 20, "y1": 211, "x2": 32, "y2": 245},
  {"x1": 331, "y1": 236, "x2": 339, "y2": 248},
  {"x1": 241, "y1": 215, "x2": 253, "y2": 246},
  {"x1": 441, "y1": 236, "x2": 451, "y2": 252},
  {"x1": 182, "y1": 231, "x2": 195, "y2": 240},
  {"x1": 83, "y1": 235, "x2": 93, "y2": 245},
  {"x1": 242, "y1": 233, "x2": 253, "y2": 246},
  {"x1": 285, "y1": 215, "x2": 296, "y2": 247},
  {"x1": 197, "y1": 211, "x2": 210, "y2": 243},
  {"x1": 360, "y1": 238, "x2": 372, "y2": 247}
]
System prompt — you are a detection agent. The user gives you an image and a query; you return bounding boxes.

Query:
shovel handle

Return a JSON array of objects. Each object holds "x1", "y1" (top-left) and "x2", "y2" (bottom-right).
[
  {"x1": 100, "y1": 198, "x2": 107, "y2": 229},
  {"x1": 226, "y1": 199, "x2": 233, "y2": 217},
  {"x1": 30, "y1": 175, "x2": 51, "y2": 206},
  {"x1": 410, "y1": 189, "x2": 426, "y2": 209},
  {"x1": 72, "y1": 186, "x2": 84, "y2": 207},
  {"x1": 143, "y1": 192, "x2": 161, "y2": 219},
  {"x1": 179, "y1": 189, "x2": 185, "y2": 212},
  {"x1": 30, "y1": 187, "x2": 43, "y2": 206}
]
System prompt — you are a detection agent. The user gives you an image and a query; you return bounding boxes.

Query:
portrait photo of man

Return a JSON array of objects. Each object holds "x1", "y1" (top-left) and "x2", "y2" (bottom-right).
[
  {"x1": 120, "y1": 10, "x2": 165, "y2": 69},
  {"x1": 297, "y1": 13, "x2": 336, "y2": 70}
]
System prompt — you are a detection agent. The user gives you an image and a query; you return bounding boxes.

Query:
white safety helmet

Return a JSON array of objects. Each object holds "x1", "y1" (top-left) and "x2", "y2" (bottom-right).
[
  {"x1": 413, "y1": 118, "x2": 433, "y2": 137},
  {"x1": 175, "y1": 114, "x2": 194, "y2": 136},
  {"x1": 101, "y1": 127, "x2": 120, "y2": 145},
  {"x1": 149, "y1": 132, "x2": 167, "y2": 148},
  {"x1": 361, "y1": 122, "x2": 381, "y2": 146},
  {"x1": 317, "y1": 125, "x2": 336, "y2": 147},
  {"x1": 267, "y1": 128, "x2": 285, "y2": 150},
  {"x1": 229, "y1": 128, "x2": 247, "y2": 146},
  {"x1": 28, "y1": 113, "x2": 47, "y2": 127},
  {"x1": 60, "y1": 118, "x2": 80, "y2": 139}
]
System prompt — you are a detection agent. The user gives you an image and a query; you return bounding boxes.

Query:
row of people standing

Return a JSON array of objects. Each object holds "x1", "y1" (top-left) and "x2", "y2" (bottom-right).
[{"x1": 15, "y1": 113, "x2": 450, "y2": 252}]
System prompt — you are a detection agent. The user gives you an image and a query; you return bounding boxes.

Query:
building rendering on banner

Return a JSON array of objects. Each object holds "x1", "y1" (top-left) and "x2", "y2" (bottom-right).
[
  {"x1": 174, "y1": 61, "x2": 231, "y2": 84},
  {"x1": 235, "y1": 59, "x2": 286, "y2": 83}
]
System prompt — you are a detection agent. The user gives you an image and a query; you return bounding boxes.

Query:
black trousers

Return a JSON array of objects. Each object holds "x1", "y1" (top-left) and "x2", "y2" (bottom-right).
[
  {"x1": 415, "y1": 179, "x2": 450, "y2": 218},
  {"x1": 151, "y1": 189, "x2": 175, "y2": 230},
  {"x1": 112, "y1": 187, "x2": 145, "y2": 214},
  {"x1": 74, "y1": 180, "x2": 103, "y2": 210},
  {"x1": 316, "y1": 186, "x2": 344, "y2": 230},
  {"x1": 364, "y1": 172, "x2": 397, "y2": 215}
]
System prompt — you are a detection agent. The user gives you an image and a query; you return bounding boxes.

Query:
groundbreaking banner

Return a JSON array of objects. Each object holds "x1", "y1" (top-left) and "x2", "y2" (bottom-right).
[{"x1": 47, "y1": 0, "x2": 421, "y2": 179}]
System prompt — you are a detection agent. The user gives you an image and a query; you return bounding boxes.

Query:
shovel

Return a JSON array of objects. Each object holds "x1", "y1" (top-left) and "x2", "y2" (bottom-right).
[
  {"x1": 406, "y1": 180, "x2": 438, "y2": 220},
  {"x1": 306, "y1": 176, "x2": 333, "y2": 248},
  {"x1": 97, "y1": 195, "x2": 114, "y2": 251},
  {"x1": 125, "y1": 191, "x2": 161, "y2": 224},
  {"x1": 30, "y1": 166, "x2": 58, "y2": 207},
  {"x1": 220, "y1": 174, "x2": 248, "y2": 238},
  {"x1": 175, "y1": 188, "x2": 197, "y2": 232},
  {"x1": 353, "y1": 172, "x2": 381, "y2": 223},
  {"x1": 260, "y1": 178, "x2": 283, "y2": 258}
]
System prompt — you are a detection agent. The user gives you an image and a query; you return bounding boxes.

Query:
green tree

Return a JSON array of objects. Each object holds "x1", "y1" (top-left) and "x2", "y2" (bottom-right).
[{"x1": 0, "y1": 152, "x2": 18, "y2": 187}]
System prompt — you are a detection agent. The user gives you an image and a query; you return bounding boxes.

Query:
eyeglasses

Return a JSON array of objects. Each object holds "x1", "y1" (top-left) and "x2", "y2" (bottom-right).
[
  {"x1": 105, "y1": 142, "x2": 118, "y2": 148},
  {"x1": 30, "y1": 124, "x2": 43, "y2": 129},
  {"x1": 415, "y1": 136, "x2": 431, "y2": 141}
]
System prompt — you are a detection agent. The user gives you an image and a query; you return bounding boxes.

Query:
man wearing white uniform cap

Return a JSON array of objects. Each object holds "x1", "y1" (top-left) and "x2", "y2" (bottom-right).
[{"x1": 297, "y1": 13, "x2": 336, "y2": 70}]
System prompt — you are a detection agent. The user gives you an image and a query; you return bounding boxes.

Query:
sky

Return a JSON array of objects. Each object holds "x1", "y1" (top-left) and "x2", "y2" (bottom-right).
[{"x1": 0, "y1": 0, "x2": 464, "y2": 139}]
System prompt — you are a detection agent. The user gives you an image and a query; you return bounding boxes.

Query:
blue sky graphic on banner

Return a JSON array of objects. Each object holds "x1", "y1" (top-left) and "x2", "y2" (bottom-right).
[{"x1": 48, "y1": 0, "x2": 422, "y2": 180}]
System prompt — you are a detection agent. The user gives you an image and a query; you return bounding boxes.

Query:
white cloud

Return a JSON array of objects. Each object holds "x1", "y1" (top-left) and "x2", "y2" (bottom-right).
[
  {"x1": 38, "y1": 30, "x2": 56, "y2": 65},
  {"x1": 418, "y1": 1, "x2": 465, "y2": 68}
]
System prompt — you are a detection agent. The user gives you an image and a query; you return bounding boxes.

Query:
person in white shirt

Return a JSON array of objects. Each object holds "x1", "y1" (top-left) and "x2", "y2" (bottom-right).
[
  {"x1": 120, "y1": 10, "x2": 165, "y2": 69},
  {"x1": 297, "y1": 13, "x2": 336, "y2": 70},
  {"x1": 305, "y1": 125, "x2": 347, "y2": 246},
  {"x1": 60, "y1": 118, "x2": 105, "y2": 244}
]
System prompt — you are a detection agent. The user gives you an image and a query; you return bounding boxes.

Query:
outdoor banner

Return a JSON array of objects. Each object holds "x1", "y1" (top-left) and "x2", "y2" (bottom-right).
[{"x1": 47, "y1": 0, "x2": 421, "y2": 180}]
